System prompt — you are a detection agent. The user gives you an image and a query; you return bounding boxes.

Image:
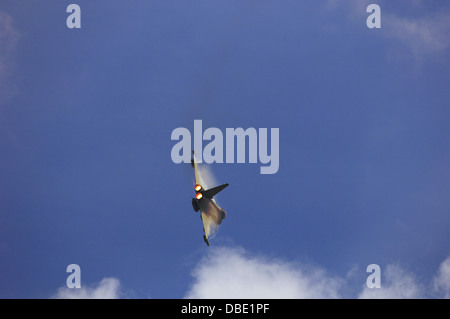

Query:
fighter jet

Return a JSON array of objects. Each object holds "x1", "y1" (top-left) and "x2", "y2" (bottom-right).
[{"x1": 191, "y1": 151, "x2": 228, "y2": 246}]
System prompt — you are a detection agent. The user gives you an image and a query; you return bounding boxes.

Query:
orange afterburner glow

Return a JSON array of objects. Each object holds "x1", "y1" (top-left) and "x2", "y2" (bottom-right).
[
  {"x1": 194, "y1": 184, "x2": 202, "y2": 192},
  {"x1": 196, "y1": 192, "x2": 203, "y2": 200}
]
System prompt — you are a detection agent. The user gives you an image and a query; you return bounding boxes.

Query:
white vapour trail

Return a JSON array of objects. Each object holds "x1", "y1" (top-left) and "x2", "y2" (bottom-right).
[{"x1": 197, "y1": 164, "x2": 218, "y2": 191}]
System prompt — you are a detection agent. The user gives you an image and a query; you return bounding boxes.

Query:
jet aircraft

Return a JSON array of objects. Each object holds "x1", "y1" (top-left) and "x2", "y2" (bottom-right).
[{"x1": 191, "y1": 151, "x2": 228, "y2": 246}]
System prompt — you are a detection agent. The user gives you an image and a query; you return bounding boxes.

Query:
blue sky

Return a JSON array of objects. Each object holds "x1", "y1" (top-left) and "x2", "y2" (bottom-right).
[{"x1": 0, "y1": 1, "x2": 449, "y2": 298}]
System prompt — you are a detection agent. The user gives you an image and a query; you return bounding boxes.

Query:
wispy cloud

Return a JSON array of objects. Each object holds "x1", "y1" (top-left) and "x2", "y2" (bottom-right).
[
  {"x1": 433, "y1": 257, "x2": 450, "y2": 299},
  {"x1": 53, "y1": 278, "x2": 122, "y2": 299},
  {"x1": 384, "y1": 11, "x2": 450, "y2": 60},
  {"x1": 325, "y1": 1, "x2": 450, "y2": 62},
  {"x1": 0, "y1": 10, "x2": 19, "y2": 105},
  {"x1": 358, "y1": 264, "x2": 422, "y2": 299}
]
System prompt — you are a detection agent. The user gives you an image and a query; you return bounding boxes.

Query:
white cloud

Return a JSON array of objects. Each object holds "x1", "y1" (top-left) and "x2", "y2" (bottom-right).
[
  {"x1": 48, "y1": 252, "x2": 450, "y2": 299},
  {"x1": 184, "y1": 246, "x2": 450, "y2": 299},
  {"x1": 433, "y1": 257, "x2": 450, "y2": 299},
  {"x1": 53, "y1": 277, "x2": 122, "y2": 299},
  {"x1": 358, "y1": 265, "x2": 422, "y2": 299},
  {"x1": 184, "y1": 247, "x2": 344, "y2": 299}
]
